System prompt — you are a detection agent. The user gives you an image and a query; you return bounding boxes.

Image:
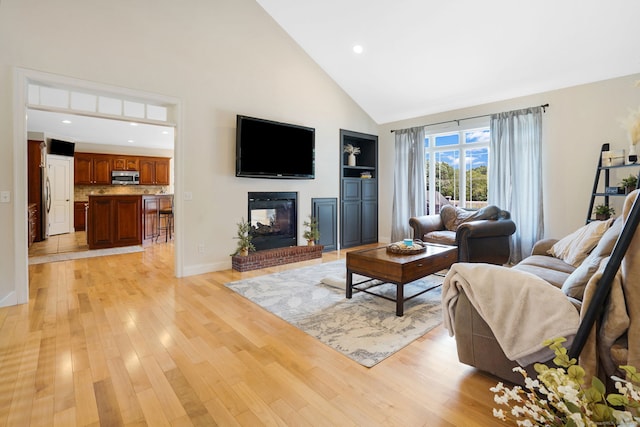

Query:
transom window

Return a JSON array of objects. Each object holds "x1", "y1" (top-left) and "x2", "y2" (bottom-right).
[{"x1": 425, "y1": 127, "x2": 490, "y2": 214}]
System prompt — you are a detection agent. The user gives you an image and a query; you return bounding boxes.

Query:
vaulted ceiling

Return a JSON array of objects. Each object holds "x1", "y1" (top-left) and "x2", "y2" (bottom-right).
[{"x1": 257, "y1": 0, "x2": 640, "y2": 124}]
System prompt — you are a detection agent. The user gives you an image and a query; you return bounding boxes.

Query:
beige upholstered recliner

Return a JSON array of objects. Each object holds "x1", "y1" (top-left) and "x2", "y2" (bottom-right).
[
  {"x1": 444, "y1": 190, "x2": 640, "y2": 388},
  {"x1": 409, "y1": 204, "x2": 516, "y2": 265}
]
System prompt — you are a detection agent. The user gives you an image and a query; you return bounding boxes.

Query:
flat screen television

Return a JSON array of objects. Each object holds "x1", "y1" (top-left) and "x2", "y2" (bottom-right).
[{"x1": 236, "y1": 115, "x2": 315, "y2": 179}]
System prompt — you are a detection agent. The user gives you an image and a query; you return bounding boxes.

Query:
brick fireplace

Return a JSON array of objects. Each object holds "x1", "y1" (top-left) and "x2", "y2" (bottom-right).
[{"x1": 231, "y1": 191, "x2": 323, "y2": 272}]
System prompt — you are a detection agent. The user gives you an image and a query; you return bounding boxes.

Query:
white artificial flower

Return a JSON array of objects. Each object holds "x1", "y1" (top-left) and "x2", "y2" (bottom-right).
[{"x1": 493, "y1": 408, "x2": 506, "y2": 421}]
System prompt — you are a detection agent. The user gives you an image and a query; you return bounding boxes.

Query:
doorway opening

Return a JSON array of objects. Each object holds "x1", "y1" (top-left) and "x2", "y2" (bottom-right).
[{"x1": 13, "y1": 68, "x2": 183, "y2": 305}]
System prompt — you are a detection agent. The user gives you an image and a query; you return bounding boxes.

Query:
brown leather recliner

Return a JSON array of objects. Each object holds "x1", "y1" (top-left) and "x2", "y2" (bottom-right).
[{"x1": 409, "y1": 205, "x2": 516, "y2": 265}]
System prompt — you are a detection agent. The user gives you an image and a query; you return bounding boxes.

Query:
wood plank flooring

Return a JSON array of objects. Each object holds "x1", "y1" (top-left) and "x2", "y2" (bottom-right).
[{"x1": 1, "y1": 242, "x2": 510, "y2": 426}]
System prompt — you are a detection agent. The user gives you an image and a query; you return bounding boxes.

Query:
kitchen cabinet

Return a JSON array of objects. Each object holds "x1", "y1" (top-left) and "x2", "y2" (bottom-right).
[
  {"x1": 28, "y1": 204, "x2": 37, "y2": 248},
  {"x1": 140, "y1": 157, "x2": 170, "y2": 185},
  {"x1": 74, "y1": 201, "x2": 87, "y2": 231},
  {"x1": 87, "y1": 195, "x2": 142, "y2": 249},
  {"x1": 27, "y1": 139, "x2": 44, "y2": 241},
  {"x1": 112, "y1": 156, "x2": 140, "y2": 171},
  {"x1": 74, "y1": 153, "x2": 111, "y2": 185},
  {"x1": 340, "y1": 129, "x2": 378, "y2": 248}
]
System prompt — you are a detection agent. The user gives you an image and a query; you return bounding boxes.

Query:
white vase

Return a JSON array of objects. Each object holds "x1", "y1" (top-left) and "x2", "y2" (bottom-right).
[{"x1": 348, "y1": 153, "x2": 356, "y2": 166}]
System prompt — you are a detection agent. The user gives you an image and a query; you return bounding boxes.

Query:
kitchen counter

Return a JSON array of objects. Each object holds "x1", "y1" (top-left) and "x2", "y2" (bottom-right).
[{"x1": 87, "y1": 195, "x2": 142, "y2": 249}]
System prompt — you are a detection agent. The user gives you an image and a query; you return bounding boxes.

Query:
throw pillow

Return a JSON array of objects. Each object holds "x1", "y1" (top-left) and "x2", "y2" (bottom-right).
[
  {"x1": 549, "y1": 218, "x2": 614, "y2": 268},
  {"x1": 561, "y1": 216, "x2": 622, "y2": 300}
]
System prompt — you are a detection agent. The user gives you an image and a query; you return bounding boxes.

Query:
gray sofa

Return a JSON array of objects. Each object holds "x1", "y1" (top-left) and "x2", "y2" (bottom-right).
[{"x1": 452, "y1": 216, "x2": 623, "y2": 384}]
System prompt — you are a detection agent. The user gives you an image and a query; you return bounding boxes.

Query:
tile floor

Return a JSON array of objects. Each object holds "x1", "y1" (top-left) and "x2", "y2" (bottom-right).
[{"x1": 28, "y1": 232, "x2": 88, "y2": 257}]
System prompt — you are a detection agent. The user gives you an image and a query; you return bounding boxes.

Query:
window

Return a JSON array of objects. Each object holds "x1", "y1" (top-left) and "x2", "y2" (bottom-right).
[{"x1": 425, "y1": 127, "x2": 490, "y2": 214}]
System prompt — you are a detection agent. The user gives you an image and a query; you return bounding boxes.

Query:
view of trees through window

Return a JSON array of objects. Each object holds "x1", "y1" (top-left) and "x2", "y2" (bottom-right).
[{"x1": 425, "y1": 128, "x2": 490, "y2": 214}]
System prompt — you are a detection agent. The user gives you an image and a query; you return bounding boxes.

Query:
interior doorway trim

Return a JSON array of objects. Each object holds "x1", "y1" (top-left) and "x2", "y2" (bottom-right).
[{"x1": 12, "y1": 67, "x2": 184, "y2": 305}]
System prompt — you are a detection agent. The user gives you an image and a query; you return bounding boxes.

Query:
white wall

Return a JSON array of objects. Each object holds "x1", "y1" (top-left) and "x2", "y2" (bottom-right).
[
  {"x1": 0, "y1": 0, "x2": 377, "y2": 305},
  {"x1": 378, "y1": 73, "x2": 640, "y2": 242}
]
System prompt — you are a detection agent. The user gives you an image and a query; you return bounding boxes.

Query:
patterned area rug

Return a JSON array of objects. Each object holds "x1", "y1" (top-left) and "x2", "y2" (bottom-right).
[{"x1": 225, "y1": 260, "x2": 444, "y2": 367}]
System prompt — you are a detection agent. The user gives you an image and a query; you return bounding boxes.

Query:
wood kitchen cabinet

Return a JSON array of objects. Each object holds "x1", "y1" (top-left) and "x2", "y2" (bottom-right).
[
  {"x1": 74, "y1": 201, "x2": 87, "y2": 231},
  {"x1": 112, "y1": 156, "x2": 140, "y2": 171},
  {"x1": 28, "y1": 204, "x2": 37, "y2": 248},
  {"x1": 87, "y1": 195, "x2": 142, "y2": 249},
  {"x1": 75, "y1": 153, "x2": 112, "y2": 185},
  {"x1": 140, "y1": 157, "x2": 170, "y2": 185}
]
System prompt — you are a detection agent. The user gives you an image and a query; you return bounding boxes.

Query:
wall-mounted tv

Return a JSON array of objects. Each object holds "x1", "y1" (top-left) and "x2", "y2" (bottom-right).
[{"x1": 236, "y1": 115, "x2": 315, "y2": 179}]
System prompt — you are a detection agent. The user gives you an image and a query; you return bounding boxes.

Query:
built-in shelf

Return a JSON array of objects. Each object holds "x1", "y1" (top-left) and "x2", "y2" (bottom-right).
[{"x1": 340, "y1": 129, "x2": 378, "y2": 248}]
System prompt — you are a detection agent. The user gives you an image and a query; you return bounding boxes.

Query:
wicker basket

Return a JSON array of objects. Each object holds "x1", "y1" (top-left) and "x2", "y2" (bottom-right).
[{"x1": 386, "y1": 241, "x2": 426, "y2": 255}]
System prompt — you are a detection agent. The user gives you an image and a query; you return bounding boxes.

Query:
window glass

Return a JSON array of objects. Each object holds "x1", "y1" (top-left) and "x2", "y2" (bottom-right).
[{"x1": 425, "y1": 126, "x2": 490, "y2": 214}]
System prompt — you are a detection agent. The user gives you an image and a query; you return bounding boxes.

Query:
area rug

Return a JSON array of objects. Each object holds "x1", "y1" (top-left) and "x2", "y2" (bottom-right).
[
  {"x1": 29, "y1": 245, "x2": 145, "y2": 265},
  {"x1": 225, "y1": 260, "x2": 444, "y2": 367}
]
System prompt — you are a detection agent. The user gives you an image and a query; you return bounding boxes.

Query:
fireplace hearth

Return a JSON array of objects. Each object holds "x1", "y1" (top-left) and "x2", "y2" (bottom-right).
[{"x1": 248, "y1": 192, "x2": 297, "y2": 251}]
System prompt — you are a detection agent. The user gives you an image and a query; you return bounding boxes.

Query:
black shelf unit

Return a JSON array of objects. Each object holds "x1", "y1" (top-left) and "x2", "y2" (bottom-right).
[
  {"x1": 340, "y1": 129, "x2": 378, "y2": 248},
  {"x1": 587, "y1": 143, "x2": 640, "y2": 223}
]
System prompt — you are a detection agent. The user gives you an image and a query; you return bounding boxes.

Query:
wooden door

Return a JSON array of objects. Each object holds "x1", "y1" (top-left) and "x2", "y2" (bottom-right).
[{"x1": 47, "y1": 155, "x2": 72, "y2": 236}]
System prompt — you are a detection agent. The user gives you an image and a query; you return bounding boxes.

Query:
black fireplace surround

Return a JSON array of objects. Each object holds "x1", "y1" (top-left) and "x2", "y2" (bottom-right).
[{"x1": 248, "y1": 192, "x2": 297, "y2": 251}]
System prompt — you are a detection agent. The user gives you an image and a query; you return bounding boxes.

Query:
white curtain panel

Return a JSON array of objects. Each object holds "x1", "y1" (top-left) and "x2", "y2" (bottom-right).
[
  {"x1": 392, "y1": 127, "x2": 426, "y2": 242},
  {"x1": 489, "y1": 107, "x2": 544, "y2": 263}
]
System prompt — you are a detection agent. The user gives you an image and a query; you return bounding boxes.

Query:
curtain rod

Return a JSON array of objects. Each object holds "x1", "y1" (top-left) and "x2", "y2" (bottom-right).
[{"x1": 390, "y1": 103, "x2": 549, "y2": 133}]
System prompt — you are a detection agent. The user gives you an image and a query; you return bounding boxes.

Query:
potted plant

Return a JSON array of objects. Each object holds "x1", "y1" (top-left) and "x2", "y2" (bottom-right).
[
  {"x1": 593, "y1": 204, "x2": 615, "y2": 220},
  {"x1": 302, "y1": 215, "x2": 320, "y2": 246},
  {"x1": 231, "y1": 217, "x2": 255, "y2": 256},
  {"x1": 343, "y1": 143, "x2": 361, "y2": 166},
  {"x1": 620, "y1": 174, "x2": 638, "y2": 194}
]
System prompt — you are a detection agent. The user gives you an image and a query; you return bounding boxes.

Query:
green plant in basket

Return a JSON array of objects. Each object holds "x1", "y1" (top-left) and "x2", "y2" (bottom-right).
[
  {"x1": 594, "y1": 204, "x2": 615, "y2": 220},
  {"x1": 231, "y1": 217, "x2": 255, "y2": 256},
  {"x1": 303, "y1": 215, "x2": 320, "y2": 245}
]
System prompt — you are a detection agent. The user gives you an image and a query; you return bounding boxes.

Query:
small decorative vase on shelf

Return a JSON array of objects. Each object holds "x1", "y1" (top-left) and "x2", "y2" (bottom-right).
[{"x1": 348, "y1": 153, "x2": 356, "y2": 166}]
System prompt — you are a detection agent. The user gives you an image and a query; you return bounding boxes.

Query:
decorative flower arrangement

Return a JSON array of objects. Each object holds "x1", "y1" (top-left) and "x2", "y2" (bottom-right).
[
  {"x1": 619, "y1": 107, "x2": 640, "y2": 146},
  {"x1": 343, "y1": 144, "x2": 361, "y2": 155},
  {"x1": 491, "y1": 337, "x2": 640, "y2": 426}
]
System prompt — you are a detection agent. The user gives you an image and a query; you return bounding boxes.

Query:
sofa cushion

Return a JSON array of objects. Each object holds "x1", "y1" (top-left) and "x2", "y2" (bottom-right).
[
  {"x1": 561, "y1": 216, "x2": 623, "y2": 300},
  {"x1": 423, "y1": 230, "x2": 456, "y2": 245},
  {"x1": 547, "y1": 219, "x2": 613, "y2": 267},
  {"x1": 513, "y1": 259, "x2": 574, "y2": 289}
]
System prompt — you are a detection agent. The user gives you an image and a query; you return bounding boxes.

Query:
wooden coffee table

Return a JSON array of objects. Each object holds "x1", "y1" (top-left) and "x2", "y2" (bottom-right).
[{"x1": 346, "y1": 244, "x2": 457, "y2": 316}]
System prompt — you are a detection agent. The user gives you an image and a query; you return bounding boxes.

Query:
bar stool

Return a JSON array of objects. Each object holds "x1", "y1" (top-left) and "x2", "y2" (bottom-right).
[{"x1": 157, "y1": 197, "x2": 174, "y2": 242}]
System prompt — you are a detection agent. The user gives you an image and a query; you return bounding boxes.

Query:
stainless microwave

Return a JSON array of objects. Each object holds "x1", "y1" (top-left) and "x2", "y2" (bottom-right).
[{"x1": 112, "y1": 170, "x2": 140, "y2": 185}]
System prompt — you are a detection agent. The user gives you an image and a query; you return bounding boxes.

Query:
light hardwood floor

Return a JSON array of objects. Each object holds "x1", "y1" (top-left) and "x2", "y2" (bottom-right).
[{"x1": 2, "y1": 242, "x2": 510, "y2": 426}]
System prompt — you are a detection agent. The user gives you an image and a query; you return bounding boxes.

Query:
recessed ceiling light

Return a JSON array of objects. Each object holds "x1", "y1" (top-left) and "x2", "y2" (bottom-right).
[
  {"x1": 353, "y1": 45, "x2": 364, "y2": 54},
  {"x1": 61, "y1": 119, "x2": 72, "y2": 124},
  {"x1": 127, "y1": 139, "x2": 135, "y2": 143},
  {"x1": 161, "y1": 130, "x2": 169, "y2": 135},
  {"x1": 129, "y1": 122, "x2": 138, "y2": 127}
]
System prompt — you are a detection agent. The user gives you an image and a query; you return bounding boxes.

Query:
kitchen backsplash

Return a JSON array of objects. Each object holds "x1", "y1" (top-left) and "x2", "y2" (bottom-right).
[{"x1": 75, "y1": 185, "x2": 169, "y2": 201}]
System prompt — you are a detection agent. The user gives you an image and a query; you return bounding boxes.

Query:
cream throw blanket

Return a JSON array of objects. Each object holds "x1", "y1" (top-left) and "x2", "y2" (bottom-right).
[{"x1": 442, "y1": 263, "x2": 580, "y2": 366}]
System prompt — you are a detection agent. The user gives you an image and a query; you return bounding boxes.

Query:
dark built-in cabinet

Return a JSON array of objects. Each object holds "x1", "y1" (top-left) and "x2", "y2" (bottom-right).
[{"x1": 340, "y1": 129, "x2": 378, "y2": 248}]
